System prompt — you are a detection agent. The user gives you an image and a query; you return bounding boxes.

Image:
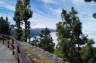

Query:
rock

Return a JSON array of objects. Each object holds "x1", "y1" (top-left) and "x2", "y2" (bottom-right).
[{"x1": 26, "y1": 43, "x2": 64, "y2": 63}]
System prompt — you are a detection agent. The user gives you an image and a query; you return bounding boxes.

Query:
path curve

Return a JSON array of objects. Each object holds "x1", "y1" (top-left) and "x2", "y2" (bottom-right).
[{"x1": 0, "y1": 43, "x2": 17, "y2": 63}]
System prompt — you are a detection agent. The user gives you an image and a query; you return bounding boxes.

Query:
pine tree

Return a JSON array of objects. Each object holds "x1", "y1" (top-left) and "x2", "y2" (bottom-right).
[
  {"x1": 13, "y1": 0, "x2": 32, "y2": 42},
  {"x1": 31, "y1": 36, "x2": 40, "y2": 46},
  {"x1": 0, "y1": 17, "x2": 10, "y2": 35},
  {"x1": 81, "y1": 39, "x2": 95, "y2": 63},
  {"x1": 13, "y1": 0, "x2": 23, "y2": 40},
  {"x1": 22, "y1": 0, "x2": 32, "y2": 42},
  {"x1": 56, "y1": 7, "x2": 87, "y2": 63},
  {"x1": 27, "y1": 21, "x2": 31, "y2": 42},
  {"x1": 39, "y1": 28, "x2": 55, "y2": 53}
]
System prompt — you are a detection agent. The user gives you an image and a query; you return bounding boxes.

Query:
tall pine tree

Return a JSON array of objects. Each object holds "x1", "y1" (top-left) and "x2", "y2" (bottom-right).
[
  {"x1": 13, "y1": 0, "x2": 23, "y2": 40},
  {"x1": 13, "y1": 0, "x2": 32, "y2": 42},
  {"x1": 22, "y1": 0, "x2": 32, "y2": 42},
  {"x1": 0, "y1": 17, "x2": 10, "y2": 35},
  {"x1": 56, "y1": 7, "x2": 87, "y2": 63}
]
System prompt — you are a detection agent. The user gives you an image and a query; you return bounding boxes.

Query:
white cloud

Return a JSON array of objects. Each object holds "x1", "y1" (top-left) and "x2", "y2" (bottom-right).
[
  {"x1": 41, "y1": 0, "x2": 57, "y2": 4},
  {"x1": 56, "y1": 9, "x2": 62, "y2": 14},
  {"x1": 82, "y1": 21, "x2": 96, "y2": 42},
  {"x1": 4, "y1": 5, "x2": 15, "y2": 11},
  {"x1": 31, "y1": 24, "x2": 47, "y2": 29},
  {"x1": 0, "y1": 1, "x2": 15, "y2": 11},
  {"x1": 29, "y1": 12, "x2": 58, "y2": 29},
  {"x1": 72, "y1": 0, "x2": 84, "y2": 3}
]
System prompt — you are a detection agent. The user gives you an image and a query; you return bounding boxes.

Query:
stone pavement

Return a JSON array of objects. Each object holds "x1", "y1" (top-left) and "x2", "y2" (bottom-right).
[{"x1": 0, "y1": 43, "x2": 17, "y2": 63}]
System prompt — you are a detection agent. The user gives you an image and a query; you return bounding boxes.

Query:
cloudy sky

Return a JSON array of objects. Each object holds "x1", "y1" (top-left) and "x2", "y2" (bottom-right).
[{"x1": 0, "y1": 0, "x2": 96, "y2": 42}]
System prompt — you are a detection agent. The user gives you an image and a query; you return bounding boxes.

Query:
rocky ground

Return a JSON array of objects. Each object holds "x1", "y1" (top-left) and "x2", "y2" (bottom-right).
[{"x1": 20, "y1": 42, "x2": 64, "y2": 63}]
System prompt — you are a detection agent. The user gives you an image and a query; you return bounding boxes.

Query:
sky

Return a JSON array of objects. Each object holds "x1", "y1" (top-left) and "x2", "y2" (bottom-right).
[{"x1": 0, "y1": 0, "x2": 96, "y2": 42}]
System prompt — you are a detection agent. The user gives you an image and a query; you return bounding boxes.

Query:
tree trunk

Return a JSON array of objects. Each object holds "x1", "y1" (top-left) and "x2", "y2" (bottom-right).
[{"x1": 24, "y1": 20, "x2": 27, "y2": 42}]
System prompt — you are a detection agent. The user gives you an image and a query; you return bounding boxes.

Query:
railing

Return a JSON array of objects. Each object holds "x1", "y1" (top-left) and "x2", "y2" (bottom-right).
[{"x1": 0, "y1": 35, "x2": 32, "y2": 63}]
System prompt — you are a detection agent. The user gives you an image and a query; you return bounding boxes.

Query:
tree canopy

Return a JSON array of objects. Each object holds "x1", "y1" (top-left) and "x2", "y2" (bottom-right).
[
  {"x1": 0, "y1": 17, "x2": 10, "y2": 35},
  {"x1": 56, "y1": 7, "x2": 88, "y2": 63},
  {"x1": 39, "y1": 28, "x2": 55, "y2": 53}
]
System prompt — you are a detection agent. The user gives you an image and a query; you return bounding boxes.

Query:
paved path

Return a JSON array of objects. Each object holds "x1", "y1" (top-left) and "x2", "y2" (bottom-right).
[{"x1": 0, "y1": 43, "x2": 17, "y2": 63}]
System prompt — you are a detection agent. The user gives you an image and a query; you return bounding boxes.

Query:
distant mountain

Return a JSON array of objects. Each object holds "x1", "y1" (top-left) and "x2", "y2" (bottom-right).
[
  {"x1": 11, "y1": 28, "x2": 56, "y2": 37},
  {"x1": 30, "y1": 28, "x2": 56, "y2": 37}
]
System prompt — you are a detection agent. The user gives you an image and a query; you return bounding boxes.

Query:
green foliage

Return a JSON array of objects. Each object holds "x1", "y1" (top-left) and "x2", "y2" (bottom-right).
[
  {"x1": 14, "y1": 0, "x2": 23, "y2": 21},
  {"x1": 30, "y1": 28, "x2": 55, "y2": 53},
  {"x1": 13, "y1": 0, "x2": 32, "y2": 42},
  {"x1": 88, "y1": 57, "x2": 96, "y2": 63},
  {"x1": 21, "y1": 0, "x2": 32, "y2": 42},
  {"x1": 23, "y1": 0, "x2": 30, "y2": 7},
  {"x1": 22, "y1": 8, "x2": 32, "y2": 21},
  {"x1": 56, "y1": 7, "x2": 88, "y2": 63},
  {"x1": 39, "y1": 28, "x2": 55, "y2": 53},
  {"x1": 93, "y1": 13, "x2": 96, "y2": 19},
  {"x1": 13, "y1": 0, "x2": 23, "y2": 40},
  {"x1": 0, "y1": 17, "x2": 10, "y2": 35},
  {"x1": 54, "y1": 47, "x2": 63, "y2": 58},
  {"x1": 81, "y1": 39, "x2": 95, "y2": 63},
  {"x1": 31, "y1": 37, "x2": 40, "y2": 46}
]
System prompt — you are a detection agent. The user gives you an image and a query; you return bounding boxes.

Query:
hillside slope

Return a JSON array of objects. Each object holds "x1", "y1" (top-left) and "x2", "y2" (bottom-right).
[{"x1": 19, "y1": 42, "x2": 64, "y2": 63}]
